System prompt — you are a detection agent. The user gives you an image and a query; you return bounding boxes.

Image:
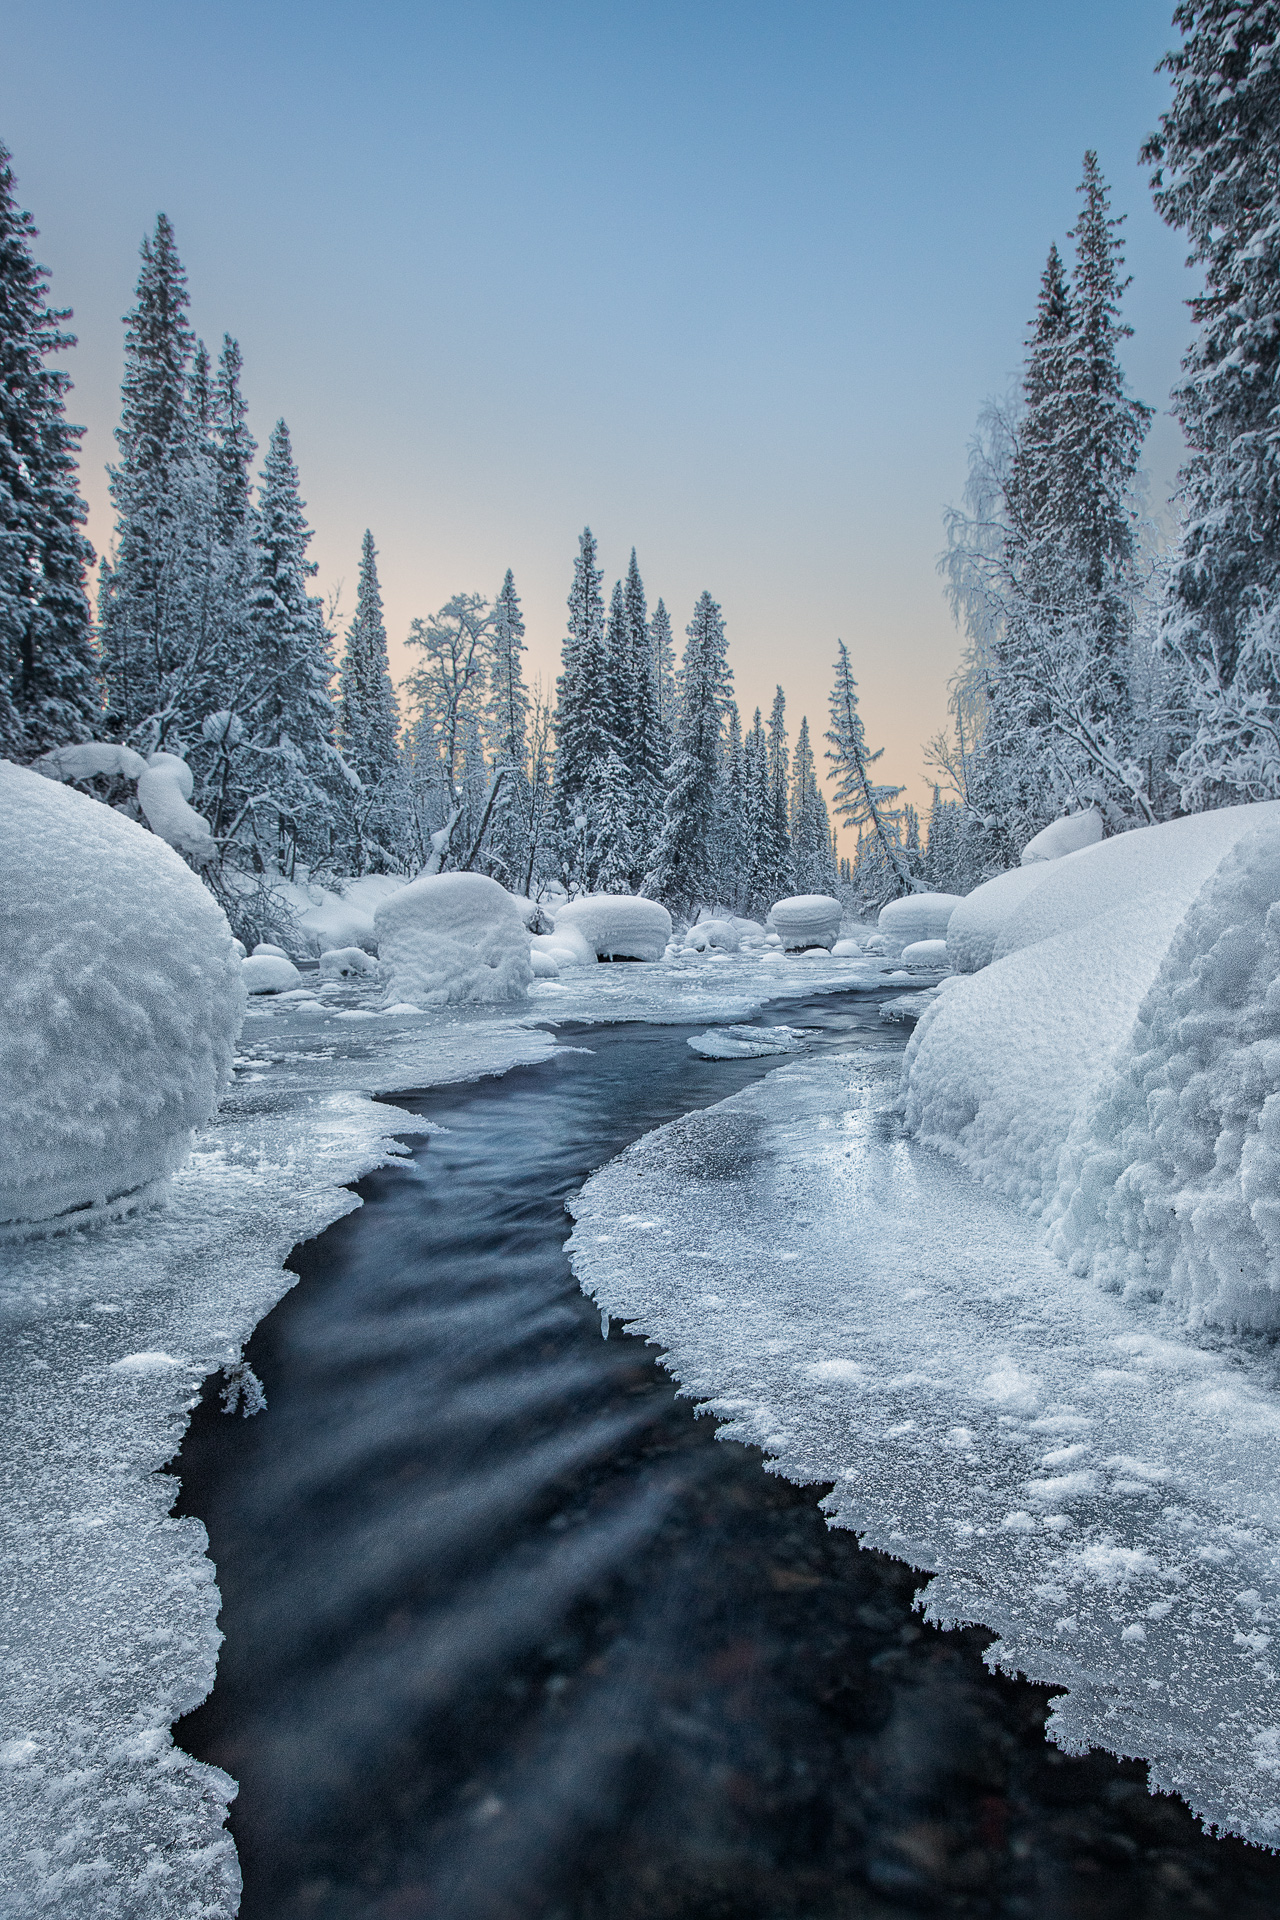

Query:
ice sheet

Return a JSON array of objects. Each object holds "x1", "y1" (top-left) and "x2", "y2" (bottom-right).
[{"x1": 568, "y1": 1050, "x2": 1280, "y2": 1847}]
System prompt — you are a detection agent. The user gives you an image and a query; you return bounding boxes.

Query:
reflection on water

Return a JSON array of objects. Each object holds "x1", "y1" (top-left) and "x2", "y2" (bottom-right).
[{"x1": 175, "y1": 1001, "x2": 1280, "y2": 1919}]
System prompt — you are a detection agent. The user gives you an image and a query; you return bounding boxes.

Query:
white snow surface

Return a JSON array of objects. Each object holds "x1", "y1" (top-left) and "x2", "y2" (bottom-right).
[
  {"x1": 900, "y1": 938, "x2": 950, "y2": 968},
  {"x1": 240, "y1": 953, "x2": 303, "y2": 993},
  {"x1": 553, "y1": 893, "x2": 672, "y2": 961},
  {"x1": 569, "y1": 1048, "x2": 1280, "y2": 1847},
  {"x1": 1022, "y1": 808, "x2": 1104, "y2": 864},
  {"x1": 946, "y1": 866, "x2": 1056, "y2": 972},
  {"x1": 0, "y1": 762, "x2": 245, "y2": 1231},
  {"x1": 878, "y1": 892, "x2": 962, "y2": 943},
  {"x1": 375, "y1": 871, "x2": 534, "y2": 1005},
  {"x1": 904, "y1": 805, "x2": 1280, "y2": 1222},
  {"x1": 768, "y1": 894, "x2": 842, "y2": 950},
  {"x1": 35, "y1": 743, "x2": 217, "y2": 865}
]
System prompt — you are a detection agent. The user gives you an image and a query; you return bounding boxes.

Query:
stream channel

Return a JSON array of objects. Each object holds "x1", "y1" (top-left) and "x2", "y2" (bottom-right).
[{"x1": 175, "y1": 988, "x2": 1280, "y2": 1920}]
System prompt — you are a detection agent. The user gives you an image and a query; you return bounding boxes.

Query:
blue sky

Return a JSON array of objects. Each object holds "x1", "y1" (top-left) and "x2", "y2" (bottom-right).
[{"x1": 3, "y1": 1, "x2": 1197, "y2": 817}]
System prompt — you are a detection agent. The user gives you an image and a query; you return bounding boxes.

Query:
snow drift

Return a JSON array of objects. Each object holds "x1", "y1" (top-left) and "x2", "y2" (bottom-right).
[
  {"x1": 1021, "y1": 808, "x2": 1103, "y2": 864},
  {"x1": 375, "y1": 872, "x2": 533, "y2": 1006},
  {"x1": 554, "y1": 894, "x2": 671, "y2": 961},
  {"x1": 768, "y1": 895, "x2": 841, "y2": 951},
  {"x1": 878, "y1": 891, "x2": 961, "y2": 944},
  {"x1": 946, "y1": 866, "x2": 1056, "y2": 973},
  {"x1": 903, "y1": 804, "x2": 1280, "y2": 1327},
  {"x1": 0, "y1": 761, "x2": 244, "y2": 1231}
]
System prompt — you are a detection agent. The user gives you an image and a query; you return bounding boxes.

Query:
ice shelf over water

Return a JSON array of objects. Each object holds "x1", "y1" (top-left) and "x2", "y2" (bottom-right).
[
  {"x1": 0, "y1": 944, "x2": 894, "y2": 1917},
  {"x1": 568, "y1": 1050, "x2": 1280, "y2": 1849}
]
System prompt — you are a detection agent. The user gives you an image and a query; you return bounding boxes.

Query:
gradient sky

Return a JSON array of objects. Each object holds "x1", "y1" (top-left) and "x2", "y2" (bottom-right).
[{"x1": 3, "y1": 0, "x2": 1200, "y2": 826}]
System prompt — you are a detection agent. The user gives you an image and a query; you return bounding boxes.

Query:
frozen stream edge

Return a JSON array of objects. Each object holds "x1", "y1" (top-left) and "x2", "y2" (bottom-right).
[
  {"x1": 568, "y1": 1048, "x2": 1280, "y2": 1850},
  {"x1": 0, "y1": 951, "x2": 896, "y2": 1918}
]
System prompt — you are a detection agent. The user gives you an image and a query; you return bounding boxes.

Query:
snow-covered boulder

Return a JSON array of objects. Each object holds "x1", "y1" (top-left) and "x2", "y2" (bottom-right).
[
  {"x1": 901, "y1": 938, "x2": 949, "y2": 968},
  {"x1": 877, "y1": 892, "x2": 962, "y2": 944},
  {"x1": 767, "y1": 894, "x2": 841, "y2": 951},
  {"x1": 242, "y1": 953, "x2": 303, "y2": 992},
  {"x1": 902, "y1": 802, "x2": 1280, "y2": 1240},
  {"x1": 375, "y1": 872, "x2": 533, "y2": 1006},
  {"x1": 531, "y1": 925, "x2": 596, "y2": 972},
  {"x1": 318, "y1": 945, "x2": 376, "y2": 980},
  {"x1": 554, "y1": 894, "x2": 671, "y2": 961},
  {"x1": 0, "y1": 761, "x2": 244, "y2": 1232},
  {"x1": 252, "y1": 942, "x2": 290, "y2": 959},
  {"x1": 1021, "y1": 807, "x2": 1103, "y2": 865},
  {"x1": 684, "y1": 917, "x2": 740, "y2": 953},
  {"x1": 945, "y1": 865, "x2": 1054, "y2": 972}
]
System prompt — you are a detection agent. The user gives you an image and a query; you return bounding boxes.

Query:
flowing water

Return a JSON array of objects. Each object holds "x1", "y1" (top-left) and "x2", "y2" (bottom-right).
[{"x1": 176, "y1": 995, "x2": 1280, "y2": 1919}]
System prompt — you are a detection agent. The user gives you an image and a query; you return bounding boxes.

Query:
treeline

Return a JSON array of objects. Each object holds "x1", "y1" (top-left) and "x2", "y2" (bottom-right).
[
  {"x1": 930, "y1": 10, "x2": 1280, "y2": 890},
  {"x1": 2, "y1": 139, "x2": 917, "y2": 928}
]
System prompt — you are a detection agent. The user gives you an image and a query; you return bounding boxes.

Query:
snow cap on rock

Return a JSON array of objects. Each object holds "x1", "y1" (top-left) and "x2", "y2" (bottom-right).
[
  {"x1": 878, "y1": 892, "x2": 961, "y2": 944},
  {"x1": 318, "y1": 946, "x2": 377, "y2": 980},
  {"x1": 767, "y1": 895, "x2": 841, "y2": 951},
  {"x1": 241, "y1": 953, "x2": 303, "y2": 992},
  {"x1": 0, "y1": 760, "x2": 244, "y2": 1231},
  {"x1": 375, "y1": 871, "x2": 533, "y2": 1006},
  {"x1": 1021, "y1": 808, "x2": 1103, "y2": 865},
  {"x1": 554, "y1": 894, "x2": 671, "y2": 961}
]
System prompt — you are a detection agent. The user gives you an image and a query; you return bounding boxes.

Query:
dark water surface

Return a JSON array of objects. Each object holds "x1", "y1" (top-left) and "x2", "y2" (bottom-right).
[{"x1": 175, "y1": 997, "x2": 1280, "y2": 1919}]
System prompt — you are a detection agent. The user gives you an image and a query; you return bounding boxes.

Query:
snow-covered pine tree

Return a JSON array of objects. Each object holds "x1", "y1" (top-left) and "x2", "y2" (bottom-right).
[
  {"x1": 484, "y1": 567, "x2": 534, "y2": 887},
  {"x1": 789, "y1": 715, "x2": 836, "y2": 892},
  {"x1": 650, "y1": 596, "x2": 677, "y2": 749},
  {"x1": 1143, "y1": 3, "x2": 1280, "y2": 805},
  {"x1": 623, "y1": 548, "x2": 665, "y2": 884},
  {"x1": 825, "y1": 639, "x2": 914, "y2": 902},
  {"x1": 604, "y1": 577, "x2": 636, "y2": 763},
  {"x1": 553, "y1": 527, "x2": 613, "y2": 830},
  {"x1": 712, "y1": 699, "x2": 746, "y2": 909},
  {"x1": 753, "y1": 684, "x2": 793, "y2": 906},
  {"x1": 741, "y1": 705, "x2": 771, "y2": 916},
  {"x1": 246, "y1": 420, "x2": 345, "y2": 874},
  {"x1": 0, "y1": 139, "x2": 99, "y2": 760},
  {"x1": 337, "y1": 531, "x2": 401, "y2": 870},
  {"x1": 646, "y1": 591, "x2": 732, "y2": 914}
]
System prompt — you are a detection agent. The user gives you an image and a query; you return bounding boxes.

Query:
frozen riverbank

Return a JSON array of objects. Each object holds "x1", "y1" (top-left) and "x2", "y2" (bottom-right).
[
  {"x1": 0, "y1": 948, "x2": 897, "y2": 1917},
  {"x1": 569, "y1": 1048, "x2": 1280, "y2": 1847}
]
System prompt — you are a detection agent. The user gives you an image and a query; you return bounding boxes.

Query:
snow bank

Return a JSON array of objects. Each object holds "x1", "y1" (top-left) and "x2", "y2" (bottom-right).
[
  {"x1": 375, "y1": 872, "x2": 533, "y2": 1006},
  {"x1": 903, "y1": 803, "x2": 1280, "y2": 1223},
  {"x1": 767, "y1": 894, "x2": 841, "y2": 951},
  {"x1": 0, "y1": 761, "x2": 244, "y2": 1231},
  {"x1": 296, "y1": 873, "x2": 407, "y2": 955},
  {"x1": 946, "y1": 865, "x2": 1058, "y2": 972},
  {"x1": 554, "y1": 893, "x2": 671, "y2": 961},
  {"x1": 1021, "y1": 807, "x2": 1103, "y2": 864},
  {"x1": 877, "y1": 891, "x2": 961, "y2": 943}
]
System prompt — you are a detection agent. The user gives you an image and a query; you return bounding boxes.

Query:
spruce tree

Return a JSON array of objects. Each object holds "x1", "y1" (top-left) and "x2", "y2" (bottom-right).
[
  {"x1": 754, "y1": 684, "x2": 792, "y2": 905},
  {"x1": 248, "y1": 420, "x2": 342, "y2": 872},
  {"x1": 646, "y1": 591, "x2": 732, "y2": 913},
  {"x1": 789, "y1": 715, "x2": 833, "y2": 892},
  {"x1": 741, "y1": 706, "x2": 771, "y2": 915},
  {"x1": 487, "y1": 567, "x2": 534, "y2": 887},
  {"x1": 621, "y1": 549, "x2": 665, "y2": 883},
  {"x1": 0, "y1": 140, "x2": 99, "y2": 759},
  {"x1": 553, "y1": 527, "x2": 618, "y2": 880},
  {"x1": 825, "y1": 640, "x2": 914, "y2": 899},
  {"x1": 338, "y1": 531, "x2": 401, "y2": 870},
  {"x1": 1144, "y1": 3, "x2": 1280, "y2": 804},
  {"x1": 650, "y1": 596, "x2": 677, "y2": 746}
]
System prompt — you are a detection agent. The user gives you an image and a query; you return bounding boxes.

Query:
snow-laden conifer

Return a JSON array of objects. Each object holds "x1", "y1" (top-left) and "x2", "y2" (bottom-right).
[
  {"x1": 485, "y1": 567, "x2": 535, "y2": 886},
  {"x1": 825, "y1": 640, "x2": 914, "y2": 900},
  {"x1": 650, "y1": 596, "x2": 677, "y2": 749},
  {"x1": 0, "y1": 140, "x2": 99, "y2": 759},
  {"x1": 338, "y1": 531, "x2": 401, "y2": 870},
  {"x1": 789, "y1": 715, "x2": 836, "y2": 892},
  {"x1": 554, "y1": 527, "x2": 614, "y2": 833},
  {"x1": 646, "y1": 591, "x2": 732, "y2": 913}
]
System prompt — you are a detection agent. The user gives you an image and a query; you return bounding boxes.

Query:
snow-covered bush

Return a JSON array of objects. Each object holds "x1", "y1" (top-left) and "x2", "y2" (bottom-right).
[
  {"x1": 1, "y1": 761, "x2": 244, "y2": 1232},
  {"x1": 375, "y1": 872, "x2": 533, "y2": 1006},
  {"x1": 318, "y1": 946, "x2": 376, "y2": 980},
  {"x1": 878, "y1": 892, "x2": 962, "y2": 944},
  {"x1": 945, "y1": 866, "x2": 1055, "y2": 973},
  {"x1": 1049, "y1": 821, "x2": 1280, "y2": 1330},
  {"x1": 768, "y1": 894, "x2": 841, "y2": 951},
  {"x1": 37, "y1": 742, "x2": 217, "y2": 865},
  {"x1": 242, "y1": 954, "x2": 303, "y2": 992},
  {"x1": 554, "y1": 894, "x2": 671, "y2": 961},
  {"x1": 1021, "y1": 807, "x2": 1103, "y2": 864},
  {"x1": 902, "y1": 803, "x2": 1280, "y2": 1236}
]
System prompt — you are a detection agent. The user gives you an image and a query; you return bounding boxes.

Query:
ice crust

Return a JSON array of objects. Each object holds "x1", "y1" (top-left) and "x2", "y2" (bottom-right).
[
  {"x1": 568, "y1": 1050, "x2": 1280, "y2": 1847},
  {"x1": 0, "y1": 762, "x2": 245, "y2": 1231},
  {"x1": 375, "y1": 871, "x2": 534, "y2": 1005}
]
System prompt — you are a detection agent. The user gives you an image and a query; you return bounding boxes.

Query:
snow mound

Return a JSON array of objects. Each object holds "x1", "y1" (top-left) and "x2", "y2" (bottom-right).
[
  {"x1": 241, "y1": 954, "x2": 303, "y2": 993},
  {"x1": 252, "y1": 942, "x2": 289, "y2": 959},
  {"x1": 903, "y1": 803, "x2": 1280, "y2": 1220},
  {"x1": 901, "y1": 938, "x2": 949, "y2": 968},
  {"x1": 684, "y1": 917, "x2": 741, "y2": 953},
  {"x1": 0, "y1": 761, "x2": 244, "y2": 1231},
  {"x1": 878, "y1": 892, "x2": 961, "y2": 943},
  {"x1": 946, "y1": 865, "x2": 1058, "y2": 973},
  {"x1": 554, "y1": 894, "x2": 671, "y2": 961},
  {"x1": 375, "y1": 872, "x2": 533, "y2": 1006},
  {"x1": 295, "y1": 874, "x2": 407, "y2": 956},
  {"x1": 1021, "y1": 808, "x2": 1103, "y2": 864},
  {"x1": 1049, "y1": 820, "x2": 1280, "y2": 1330},
  {"x1": 318, "y1": 946, "x2": 377, "y2": 980},
  {"x1": 768, "y1": 894, "x2": 841, "y2": 950}
]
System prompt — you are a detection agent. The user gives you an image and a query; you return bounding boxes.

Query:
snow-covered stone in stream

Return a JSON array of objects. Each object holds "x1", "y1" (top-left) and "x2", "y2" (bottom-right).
[
  {"x1": 0, "y1": 760, "x2": 244, "y2": 1233},
  {"x1": 946, "y1": 865, "x2": 1059, "y2": 973},
  {"x1": 686, "y1": 1024, "x2": 808, "y2": 1059},
  {"x1": 554, "y1": 893, "x2": 672, "y2": 961},
  {"x1": 684, "y1": 917, "x2": 740, "y2": 952},
  {"x1": 878, "y1": 891, "x2": 962, "y2": 944},
  {"x1": 375, "y1": 872, "x2": 533, "y2": 1005},
  {"x1": 1021, "y1": 807, "x2": 1103, "y2": 864},
  {"x1": 902, "y1": 802, "x2": 1280, "y2": 1225},
  {"x1": 242, "y1": 954, "x2": 303, "y2": 992},
  {"x1": 251, "y1": 941, "x2": 289, "y2": 959},
  {"x1": 318, "y1": 945, "x2": 377, "y2": 980},
  {"x1": 880, "y1": 990, "x2": 939, "y2": 1024},
  {"x1": 1049, "y1": 819, "x2": 1280, "y2": 1331},
  {"x1": 767, "y1": 894, "x2": 841, "y2": 951},
  {"x1": 531, "y1": 925, "x2": 597, "y2": 976},
  {"x1": 901, "y1": 938, "x2": 949, "y2": 968}
]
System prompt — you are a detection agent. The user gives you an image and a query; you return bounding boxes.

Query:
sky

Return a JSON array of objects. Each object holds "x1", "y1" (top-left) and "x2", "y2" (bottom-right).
[{"x1": 3, "y1": 0, "x2": 1200, "y2": 827}]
